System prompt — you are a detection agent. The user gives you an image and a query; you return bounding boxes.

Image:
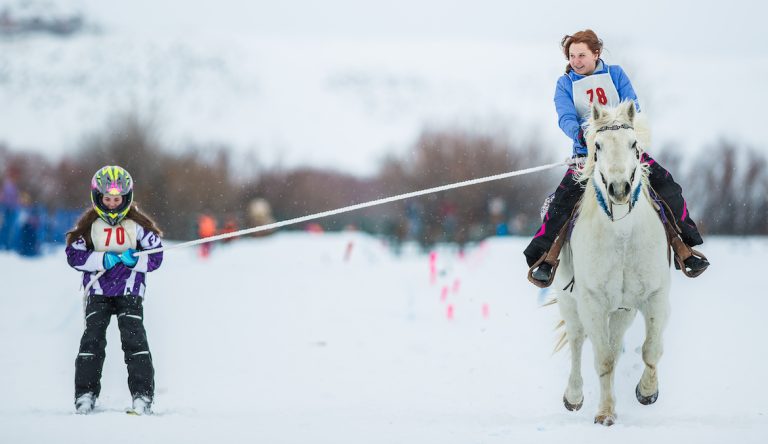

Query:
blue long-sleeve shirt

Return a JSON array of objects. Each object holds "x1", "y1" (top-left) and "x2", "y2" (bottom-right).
[{"x1": 554, "y1": 60, "x2": 640, "y2": 156}]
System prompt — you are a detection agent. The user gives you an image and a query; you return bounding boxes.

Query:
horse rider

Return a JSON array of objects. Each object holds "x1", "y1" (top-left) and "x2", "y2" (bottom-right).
[{"x1": 525, "y1": 29, "x2": 710, "y2": 285}]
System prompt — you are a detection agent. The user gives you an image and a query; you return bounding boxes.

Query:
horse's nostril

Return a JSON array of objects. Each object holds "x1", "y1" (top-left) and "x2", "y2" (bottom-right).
[
  {"x1": 608, "y1": 183, "x2": 615, "y2": 196},
  {"x1": 623, "y1": 182, "x2": 630, "y2": 196}
]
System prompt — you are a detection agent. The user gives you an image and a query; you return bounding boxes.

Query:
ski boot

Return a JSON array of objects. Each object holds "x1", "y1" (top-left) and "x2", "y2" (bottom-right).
[
  {"x1": 75, "y1": 392, "x2": 96, "y2": 414},
  {"x1": 127, "y1": 395, "x2": 153, "y2": 416}
]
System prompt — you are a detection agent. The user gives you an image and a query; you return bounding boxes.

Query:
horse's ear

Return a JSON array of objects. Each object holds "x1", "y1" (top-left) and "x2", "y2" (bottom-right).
[
  {"x1": 592, "y1": 103, "x2": 603, "y2": 122},
  {"x1": 624, "y1": 100, "x2": 636, "y2": 123}
]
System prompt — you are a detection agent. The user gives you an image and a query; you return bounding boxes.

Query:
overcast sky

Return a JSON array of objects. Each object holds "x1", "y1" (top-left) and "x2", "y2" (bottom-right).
[
  {"x1": 2, "y1": 0, "x2": 766, "y2": 173},
  {"x1": 46, "y1": 0, "x2": 763, "y2": 56}
]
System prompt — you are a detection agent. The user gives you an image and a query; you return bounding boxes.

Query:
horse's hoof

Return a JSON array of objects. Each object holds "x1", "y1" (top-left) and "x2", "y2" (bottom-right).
[
  {"x1": 594, "y1": 414, "x2": 616, "y2": 426},
  {"x1": 635, "y1": 383, "x2": 659, "y2": 405},
  {"x1": 563, "y1": 394, "x2": 583, "y2": 411}
]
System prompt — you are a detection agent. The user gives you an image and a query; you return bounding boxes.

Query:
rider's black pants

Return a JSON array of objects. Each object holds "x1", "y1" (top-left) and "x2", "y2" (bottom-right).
[{"x1": 523, "y1": 153, "x2": 703, "y2": 267}]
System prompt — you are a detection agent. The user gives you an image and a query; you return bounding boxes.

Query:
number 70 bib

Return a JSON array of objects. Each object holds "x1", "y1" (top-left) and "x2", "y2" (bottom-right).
[{"x1": 91, "y1": 218, "x2": 138, "y2": 252}]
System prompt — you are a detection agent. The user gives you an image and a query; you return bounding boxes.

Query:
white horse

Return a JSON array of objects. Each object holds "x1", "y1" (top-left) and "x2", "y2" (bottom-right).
[{"x1": 553, "y1": 101, "x2": 670, "y2": 426}]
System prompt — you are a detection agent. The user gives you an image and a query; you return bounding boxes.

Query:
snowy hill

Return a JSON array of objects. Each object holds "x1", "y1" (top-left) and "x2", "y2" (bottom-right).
[
  {"x1": 1, "y1": 232, "x2": 766, "y2": 443},
  {"x1": 1, "y1": 0, "x2": 767, "y2": 174}
]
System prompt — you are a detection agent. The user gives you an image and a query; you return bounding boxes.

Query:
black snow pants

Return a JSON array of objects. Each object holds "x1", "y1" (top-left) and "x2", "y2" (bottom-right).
[
  {"x1": 75, "y1": 295, "x2": 154, "y2": 401},
  {"x1": 524, "y1": 153, "x2": 703, "y2": 267}
]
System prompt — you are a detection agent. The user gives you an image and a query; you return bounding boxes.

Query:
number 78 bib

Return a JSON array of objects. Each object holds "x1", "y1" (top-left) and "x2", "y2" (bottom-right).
[
  {"x1": 91, "y1": 218, "x2": 138, "y2": 252},
  {"x1": 571, "y1": 72, "x2": 620, "y2": 120}
]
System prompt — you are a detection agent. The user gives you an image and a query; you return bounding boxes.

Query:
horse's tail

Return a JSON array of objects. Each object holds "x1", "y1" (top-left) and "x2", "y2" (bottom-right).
[
  {"x1": 542, "y1": 297, "x2": 569, "y2": 354},
  {"x1": 554, "y1": 319, "x2": 568, "y2": 353}
]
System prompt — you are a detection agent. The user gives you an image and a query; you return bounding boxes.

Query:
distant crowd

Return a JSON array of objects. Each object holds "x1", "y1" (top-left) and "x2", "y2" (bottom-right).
[{"x1": 0, "y1": 175, "x2": 81, "y2": 256}]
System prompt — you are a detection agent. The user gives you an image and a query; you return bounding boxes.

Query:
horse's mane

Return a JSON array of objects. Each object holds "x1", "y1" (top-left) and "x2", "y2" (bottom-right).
[{"x1": 573, "y1": 101, "x2": 652, "y2": 219}]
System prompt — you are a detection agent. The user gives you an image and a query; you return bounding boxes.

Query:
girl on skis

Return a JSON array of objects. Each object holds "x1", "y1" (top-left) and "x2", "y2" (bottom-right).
[
  {"x1": 524, "y1": 29, "x2": 709, "y2": 284},
  {"x1": 66, "y1": 165, "x2": 163, "y2": 415}
]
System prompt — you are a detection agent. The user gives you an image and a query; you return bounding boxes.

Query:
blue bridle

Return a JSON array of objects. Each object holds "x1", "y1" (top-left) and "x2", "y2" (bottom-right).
[{"x1": 591, "y1": 121, "x2": 642, "y2": 221}]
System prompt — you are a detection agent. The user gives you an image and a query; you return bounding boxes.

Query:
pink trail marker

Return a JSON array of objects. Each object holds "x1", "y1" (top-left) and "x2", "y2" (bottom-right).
[
  {"x1": 344, "y1": 241, "x2": 354, "y2": 261},
  {"x1": 452, "y1": 278, "x2": 461, "y2": 294},
  {"x1": 429, "y1": 251, "x2": 437, "y2": 284},
  {"x1": 446, "y1": 304, "x2": 454, "y2": 320},
  {"x1": 482, "y1": 303, "x2": 490, "y2": 320},
  {"x1": 440, "y1": 286, "x2": 449, "y2": 302}
]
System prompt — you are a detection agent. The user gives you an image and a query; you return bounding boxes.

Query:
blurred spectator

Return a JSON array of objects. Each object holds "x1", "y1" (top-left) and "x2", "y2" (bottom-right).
[
  {"x1": 508, "y1": 213, "x2": 529, "y2": 236},
  {"x1": 220, "y1": 215, "x2": 238, "y2": 243},
  {"x1": 488, "y1": 196, "x2": 508, "y2": 236},
  {"x1": 248, "y1": 198, "x2": 276, "y2": 237},
  {"x1": 440, "y1": 200, "x2": 458, "y2": 242},
  {"x1": 305, "y1": 223, "x2": 324, "y2": 233},
  {"x1": 197, "y1": 213, "x2": 217, "y2": 258},
  {"x1": 0, "y1": 174, "x2": 20, "y2": 250},
  {"x1": 404, "y1": 200, "x2": 424, "y2": 242},
  {"x1": 18, "y1": 205, "x2": 41, "y2": 256}
]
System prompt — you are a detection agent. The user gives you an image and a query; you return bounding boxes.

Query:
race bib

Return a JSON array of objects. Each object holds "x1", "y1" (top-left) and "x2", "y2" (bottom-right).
[
  {"x1": 91, "y1": 218, "x2": 138, "y2": 252},
  {"x1": 571, "y1": 72, "x2": 620, "y2": 119}
]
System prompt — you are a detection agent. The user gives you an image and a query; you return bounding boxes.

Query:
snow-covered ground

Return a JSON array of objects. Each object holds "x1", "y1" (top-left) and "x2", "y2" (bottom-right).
[
  {"x1": 1, "y1": 232, "x2": 766, "y2": 443},
  {"x1": 2, "y1": 1, "x2": 767, "y2": 174}
]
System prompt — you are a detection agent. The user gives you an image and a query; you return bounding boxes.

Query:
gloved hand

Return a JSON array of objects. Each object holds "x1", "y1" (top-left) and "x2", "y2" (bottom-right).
[
  {"x1": 120, "y1": 249, "x2": 139, "y2": 268},
  {"x1": 577, "y1": 128, "x2": 587, "y2": 147},
  {"x1": 103, "y1": 252, "x2": 122, "y2": 270}
]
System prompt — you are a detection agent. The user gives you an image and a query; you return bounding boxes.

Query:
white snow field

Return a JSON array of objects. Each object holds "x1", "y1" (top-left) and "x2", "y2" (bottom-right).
[{"x1": 0, "y1": 232, "x2": 766, "y2": 443}]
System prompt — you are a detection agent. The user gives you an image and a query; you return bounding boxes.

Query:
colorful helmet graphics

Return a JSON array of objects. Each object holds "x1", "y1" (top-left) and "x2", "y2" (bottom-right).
[{"x1": 90, "y1": 165, "x2": 134, "y2": 226}]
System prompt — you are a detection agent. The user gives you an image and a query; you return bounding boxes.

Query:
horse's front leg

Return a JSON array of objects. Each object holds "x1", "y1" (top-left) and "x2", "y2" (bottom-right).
[
  {"x1": 580, "y1": 301, "x2": 618, "y2": 426},
  {"x1": 558, "y1": 294, "x2": 585, "y2": 411},
  {"x1": 637, "y1": 290, "x2": 670, "y2": 405}
]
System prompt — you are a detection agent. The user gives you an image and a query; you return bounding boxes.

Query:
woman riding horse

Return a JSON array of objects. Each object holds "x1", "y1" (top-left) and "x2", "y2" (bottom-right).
[{"x1": 525, "y1": 29, "x2": 709, "y2": 284}]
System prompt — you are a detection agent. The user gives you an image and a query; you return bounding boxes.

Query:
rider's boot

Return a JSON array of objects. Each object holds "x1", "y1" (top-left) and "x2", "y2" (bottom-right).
[{"x1": 531, "y1": 262, "x2": 553, "y2": 284}]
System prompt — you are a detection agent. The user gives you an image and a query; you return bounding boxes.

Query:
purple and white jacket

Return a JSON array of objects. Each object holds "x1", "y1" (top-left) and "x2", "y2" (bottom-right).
[{"x1": 66, "y1": 219, "x2": 163, "y2": 297}]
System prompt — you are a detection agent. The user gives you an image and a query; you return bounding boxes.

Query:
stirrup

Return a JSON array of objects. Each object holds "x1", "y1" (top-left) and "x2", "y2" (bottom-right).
[
  {"x1": 527, "y1": 253, "x2": 560, "y2": 288},
  {"x1": 674, "y1": 248, "x2": 709, "y2": 278}
]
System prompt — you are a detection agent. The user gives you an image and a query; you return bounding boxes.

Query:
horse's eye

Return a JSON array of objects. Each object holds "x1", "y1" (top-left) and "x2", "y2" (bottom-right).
[{"x1": 595, "y1": 142, "x2": 602, "y2": 151}]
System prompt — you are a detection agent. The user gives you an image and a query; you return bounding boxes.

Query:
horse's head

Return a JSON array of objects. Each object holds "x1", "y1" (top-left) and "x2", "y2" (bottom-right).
[{"x1": 581, "y1": 101, "x2": 649, "y2": 219}]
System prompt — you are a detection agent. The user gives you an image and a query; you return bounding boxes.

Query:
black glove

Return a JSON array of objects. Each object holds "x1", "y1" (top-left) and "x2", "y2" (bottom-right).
[{"x1": 577, "y1": 129, "x2": 587, "y2": 147}]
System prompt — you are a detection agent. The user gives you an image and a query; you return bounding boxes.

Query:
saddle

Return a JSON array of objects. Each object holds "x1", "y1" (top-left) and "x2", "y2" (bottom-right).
[{"x1": 527, "y1": 188, "x2": 708, "y2": 288}]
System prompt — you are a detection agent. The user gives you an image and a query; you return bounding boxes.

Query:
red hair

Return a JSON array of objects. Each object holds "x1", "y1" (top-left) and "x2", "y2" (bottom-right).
[{"x1": 561, "y1": 29, "x2": 603, "y2": 74}]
